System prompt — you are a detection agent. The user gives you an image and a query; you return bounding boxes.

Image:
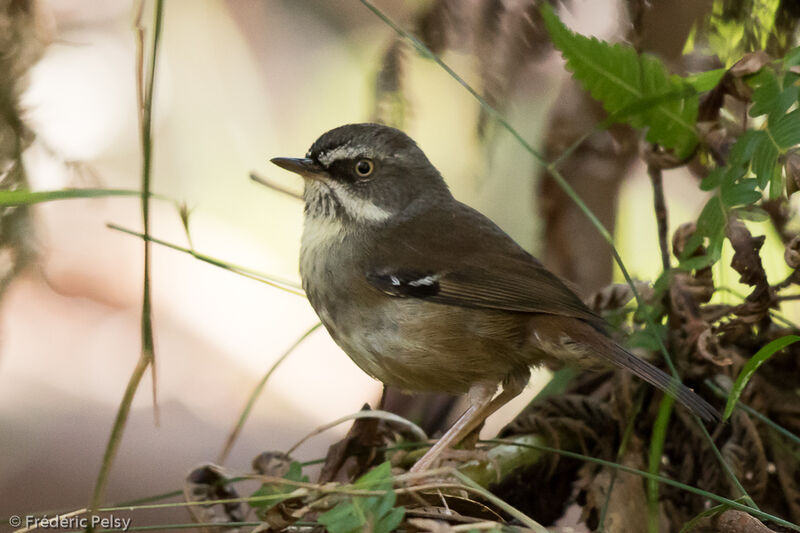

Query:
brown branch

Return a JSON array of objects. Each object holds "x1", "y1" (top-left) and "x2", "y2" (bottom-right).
[{"x1": 649, "y1": 163, "x2": 671, "y2": 273}]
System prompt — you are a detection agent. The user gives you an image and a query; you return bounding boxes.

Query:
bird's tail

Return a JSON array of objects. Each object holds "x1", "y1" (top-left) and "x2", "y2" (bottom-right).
[
  {"x1": 601, "y1": 340, "x2": 719, "y2": 422},
  {"x1": 530, "y1": 314, "x2": 719, "y2": 421},
  {"x1": 557, "y1": 317, "x2": 720, "y2": 421}
]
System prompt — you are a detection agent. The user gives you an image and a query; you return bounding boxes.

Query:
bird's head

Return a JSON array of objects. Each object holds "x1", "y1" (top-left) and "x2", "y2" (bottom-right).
[{"x1": 271, "y1": 123, "x2": 450, "y2": 224}]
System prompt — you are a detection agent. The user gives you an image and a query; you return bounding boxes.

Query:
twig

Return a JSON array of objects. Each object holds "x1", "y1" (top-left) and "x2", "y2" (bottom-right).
[
  {"x1": 250, "y1": 171, "x2": 303, "y2": 200},
  {"x1": 107, "y1": 223, "x2": 305, "y2": 296},
  {"x1": 88, "y1": 0, "x2": 165, "y2": 515},
  {"x1": 217, "y1": 322, "x2": 323, "y2": 464},
  {"x1": 286, "y1": 410, "x2": 428, "y2": 456},
  {"x1": 649, "y1": 163, "x2": 671, "y2": 272}
]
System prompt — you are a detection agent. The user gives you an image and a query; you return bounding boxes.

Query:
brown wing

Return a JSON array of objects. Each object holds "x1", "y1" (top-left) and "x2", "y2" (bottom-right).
[{"x1": 365, "y1": 200, "x2": 606, "y2": 330}]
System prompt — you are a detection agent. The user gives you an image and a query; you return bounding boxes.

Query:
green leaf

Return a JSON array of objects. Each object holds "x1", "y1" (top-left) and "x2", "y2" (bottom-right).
[
  {"x1": 732, "y1": 205, "x2": 769, "y2": 222},
  {"x1": 700, "y1": 168, "x2": 725, "y2": 191},
  {"x1": 352, "y1": 461, "x2": 394, "y2": 490},
  {"x1": 785, "y1": 46, "x2": 800, "y2": 67},
  {"x1": 728, "y1": 130, "x2": 764, "y2": 167},
  {"x1": 376, "y1": 506, "x2": 405, "y2": 533},
  {"x1": 679, "y1": 196, "x2": 727, "y2": 269},
  {"x1": 628, "y1": 325, "x2": 666, "y2": 351},
  {"x1": 752, "y1": 135, "x2": 779, "y2": 188},
  {"x1": 318, "y1": 462, "x2": 405, "y2": 533},
  {"x1": 679, "y1": 253, "x2": 716, "y2": 271},
  {"x1": 721, "y1": 178, "x2": 761, "y2": 207},
  {"x1": 772, "y1": 85, "x2": 799, "y2": 122},
  {"x1": 541, "y1": 3, "x2": 698, "y2": 158},
  {"x1": 684, "y1": 68, "x2": 726, "y2": 92},
  {"x1": 250, "y1": 461, "x2": 308, "y2": 513},
  {"x1": 695, "y1": 196, "x2": 726, "y2": 244},
  {"x1": 319, "y1": 502, "x2": 366, "y2": 533},
  {"x1": 723, "y1": 335, "x2": 800, "y2": 421},
  {"x1": 749, "y1": 69, "x2": 781, "y2": 117},
  {"x1": 770, "y1": 109, "x2": 800, "y2": 150},
  {"x1": 770, "y1": 164, "x2": 784, "y2": 199}
]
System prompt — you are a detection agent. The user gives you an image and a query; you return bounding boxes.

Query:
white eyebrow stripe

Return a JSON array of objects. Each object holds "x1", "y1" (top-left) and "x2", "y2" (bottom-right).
[{"x1": 318, "y1": 144, "x2": 374, "y2": 167}]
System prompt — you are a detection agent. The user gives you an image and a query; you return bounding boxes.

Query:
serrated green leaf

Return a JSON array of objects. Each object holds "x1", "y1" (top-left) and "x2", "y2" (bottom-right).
[
  {"x1": 541, "y1": 3, "x2": 698, "y2": 158},
  {"x1": 721, "y1": 178, "x2": 761, "y2": 207},
  {"x1": 696, "y1": 196, "x2": 726, "y2": 241},
  {"x1": 771, "y1": 85, "x2": 799, "y2": 123},
  {"x1": 749, "y1": 69, "x2": 781, "y2": 117},
  {"x1": 376, "y1": 506, "x2": 405, "y2": 533},
  {"x1": 318, "y1": 462, "x2": 405, "y2": 533},
  {"x1": 700, "y1": 168, "x2": 725, "y2": 191},
  {"x1": 770, "y1": 109, "x2": 800, "y2": 149},
  {"x1": 319, "y1": 503, "x2": 365, "y2": 533},
  {"x1": 752, "y1": 136, "x2": 779, "y2": 188},
  {"x1": 374, "y1": 490, "x2": 396, "y2": 518},
  {"x1": 353, "y1": 461, "x2": 393, "y2": 490},
  {"x1": 723, "y1": 335, "x2": 800, "y2": 421},
  {"x1": 729, "y1": 130, "x2": 764, "y2": 166}
]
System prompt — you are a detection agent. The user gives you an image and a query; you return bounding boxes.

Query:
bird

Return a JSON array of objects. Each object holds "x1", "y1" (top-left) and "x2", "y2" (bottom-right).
[{"x1": 269, "y1": 123, "x2": 719, "y2": 473}]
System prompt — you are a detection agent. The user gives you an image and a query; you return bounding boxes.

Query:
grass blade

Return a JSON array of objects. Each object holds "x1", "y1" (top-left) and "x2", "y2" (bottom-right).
[
  {"x1": 88, "y1": 0, "x2": 165, "y2": 515},
  {"x1": 483, "y1": 438, "x2": 800, "y2": 531},
  {"x1": 0, "y1": 188, "x2": 171, "y2": 205},
  {"x1": 648, "y1": 394, "x2": 675, "y2": 533},
  {"x1": 723, "y1": 335, "x2": 800, "y2": 421},
  {"x1": 106, "y1": 223, "x2": 304, "y2": 296},
  {"x1": 217, "y1": 322, "x2": 323, "y2": 464}
]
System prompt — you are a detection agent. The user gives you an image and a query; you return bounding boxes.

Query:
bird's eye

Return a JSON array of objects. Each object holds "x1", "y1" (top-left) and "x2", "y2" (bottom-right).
[{"x1": 355, "y1": 159, "x2": 374, "y2": 178}]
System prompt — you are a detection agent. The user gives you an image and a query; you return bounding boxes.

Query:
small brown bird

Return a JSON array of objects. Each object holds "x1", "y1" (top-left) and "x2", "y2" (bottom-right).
[{"x1": 271, "y1": 123, "x2": 718, "y2": 473}]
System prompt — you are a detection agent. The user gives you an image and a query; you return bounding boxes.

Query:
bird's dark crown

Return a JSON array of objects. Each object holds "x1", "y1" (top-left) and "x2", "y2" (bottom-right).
[
  {"x1": 301, "y1": 123, "x2": 451, "y2": 223},
  {"x1": 306, "y1": 123, "x2": 422, "y2": 167}
]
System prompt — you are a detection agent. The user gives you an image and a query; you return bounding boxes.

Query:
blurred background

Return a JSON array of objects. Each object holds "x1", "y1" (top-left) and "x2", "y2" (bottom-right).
[{"x1": 2, "y1": 0, "x2": 798, "y2": 526}]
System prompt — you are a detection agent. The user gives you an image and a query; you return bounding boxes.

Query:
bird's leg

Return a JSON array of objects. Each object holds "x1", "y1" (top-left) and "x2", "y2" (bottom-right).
[
  {"x1": 409, "y1": 371, "x2": 528, "y2": 474},
  {"x1": 409, "y1": 382, "x2": 495, "y2": 474}
]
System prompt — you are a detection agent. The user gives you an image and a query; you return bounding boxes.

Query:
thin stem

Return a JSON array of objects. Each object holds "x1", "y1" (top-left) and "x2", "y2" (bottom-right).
[
  {"x1": 705, "y1": 379, "x2": 800, "y2": 448},
  {"x1": 217, "y1": 322, "x2": 323, "y2": 464},
  {"x1": 694, "y1": 416, "x2": 759, "y2": 510},
  {"x1": 598, "y1": 393, "x2": 642, "y2": 531},
  {"x1": 483, "y1": 439, "x2": 799, "y2": 531},
  {"x1": 107, "y1": 223, "x2": 304, "y2": 296},
  {"x1": 649, "y1": 163, "x2": 671, "y2": 272},
  {"x1": 249, "y1": 172, "x2": 303, "y2": 200},
  {"x1": 88, "y1": 0, "x2": 165, "y2": 513}
]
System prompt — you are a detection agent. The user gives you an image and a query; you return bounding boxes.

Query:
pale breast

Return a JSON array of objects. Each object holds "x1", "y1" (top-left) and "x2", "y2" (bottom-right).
[{"x1": 299, "y1": 215, "x2": 533, "y2": 395}]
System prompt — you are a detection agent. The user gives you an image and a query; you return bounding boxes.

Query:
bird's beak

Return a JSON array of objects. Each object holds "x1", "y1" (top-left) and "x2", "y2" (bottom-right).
[{"x1": 270, "y1": 157, "x2": 327, "y2": 180}]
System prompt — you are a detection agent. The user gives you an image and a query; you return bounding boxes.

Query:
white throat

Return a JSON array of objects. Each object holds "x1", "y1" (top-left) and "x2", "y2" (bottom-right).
[{"x1": 305, "y1": 179, "x2": 392, "y2": 224}]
